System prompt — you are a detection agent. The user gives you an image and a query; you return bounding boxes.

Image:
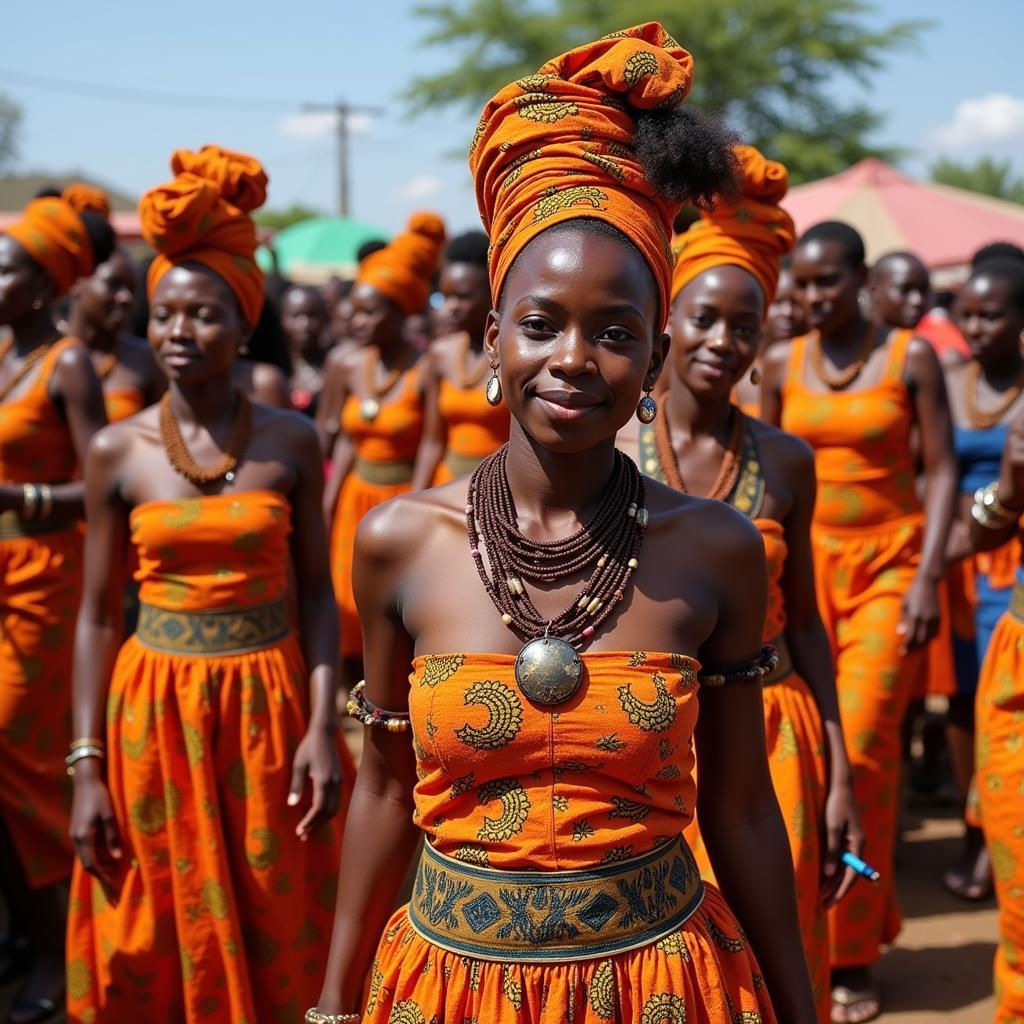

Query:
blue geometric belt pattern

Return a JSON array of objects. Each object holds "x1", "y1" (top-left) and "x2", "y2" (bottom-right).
[
  {"x1": 1012, "y1": 580, "x2": 1024, "y2": 623},
  {"x1": 407, "y1": 834, "x2": 705, "y2": 962},
  {"x1": 135, "y1": 600, "x2": 291, "y2": 655}
]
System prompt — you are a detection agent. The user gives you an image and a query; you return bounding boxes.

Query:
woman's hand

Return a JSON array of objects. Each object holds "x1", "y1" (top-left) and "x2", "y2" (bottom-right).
[
  {"x1": 898, "y1": 575, "x2": 940, "y2": 653},
  {"x1": 289, "y1": 724, "x2": 342, "y2": 841},
  {"x1": 820, "y1": 773, "x2": 864, "y2": 907},
  {"x1": 69, "y1": 763, "x2": 123, "y2": 891}
]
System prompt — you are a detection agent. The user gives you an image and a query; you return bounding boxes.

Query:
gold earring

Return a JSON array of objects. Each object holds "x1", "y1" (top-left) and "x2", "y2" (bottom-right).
[
  {"x1": 485, "y1": 364, "x2": 502, "y2": 406},
  {"x1": 749, "y1": 366, "x2": 762, "y2": 385},
  {"x1": 636, "y1": 386, "x2": 657, "y2": 424}
]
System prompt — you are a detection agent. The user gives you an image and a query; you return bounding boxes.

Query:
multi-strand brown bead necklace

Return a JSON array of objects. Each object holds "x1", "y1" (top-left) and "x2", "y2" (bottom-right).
[
  {"x1": 810, "y1": 323, "x2": 877, "y2": 390},
  {"x1": 0, "y1": 337, "x2": 55, "y2": 402},
  {"x1": 159, "y1": 390, "x2": 252, "y2": 486},
  {"x1": 466, "y1": 445, "x2": 647, "y2": 705},
  {"x1": 964, "y1": 360, "x2": 1024, "y2": 430},
  {"x1": 655, "y1": 406, "x2": 746, "y2": 500}
]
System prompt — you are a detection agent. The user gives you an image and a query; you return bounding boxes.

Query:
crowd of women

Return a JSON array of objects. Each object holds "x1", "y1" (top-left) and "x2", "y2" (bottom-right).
[{"x1": 1, "y1": 21, "x2": 1023, "y2": 1024}]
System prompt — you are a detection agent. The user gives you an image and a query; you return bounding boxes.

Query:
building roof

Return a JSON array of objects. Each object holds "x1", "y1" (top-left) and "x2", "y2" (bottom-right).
[{"x1": 0, "y1": 173, "x2": 142, "y2": 240}]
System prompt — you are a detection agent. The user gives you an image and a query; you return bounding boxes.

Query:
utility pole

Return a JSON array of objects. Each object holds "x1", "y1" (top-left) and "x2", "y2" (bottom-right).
[{"x1": 303, "y1": 99, "x2": 384, "y2": 217}]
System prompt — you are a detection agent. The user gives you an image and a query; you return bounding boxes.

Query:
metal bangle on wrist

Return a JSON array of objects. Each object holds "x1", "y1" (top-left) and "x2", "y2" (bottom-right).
[
  {"x1": 304, "y1": 1009, "x2": 361, "y2": 1024},
  {"x1": 972, "y1": 482, "x2": 1023, "y2": 530}
]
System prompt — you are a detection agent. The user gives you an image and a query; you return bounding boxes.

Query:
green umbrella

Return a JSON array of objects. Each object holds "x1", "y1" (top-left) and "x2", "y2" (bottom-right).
[{"x1": 257, "y1": 216, "x2": 388, "y2": 281}]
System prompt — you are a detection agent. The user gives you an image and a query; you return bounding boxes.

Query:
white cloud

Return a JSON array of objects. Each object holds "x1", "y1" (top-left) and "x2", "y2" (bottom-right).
[
  {"x1": 932, "y1": 94, "x2": 1024, "y2": 149},
  {"x1": 278, "y1": 110, "x2": 374, "y2": 140},
  {"x1": 394, "y1": 175, "x2": 442, "y2": 200}
]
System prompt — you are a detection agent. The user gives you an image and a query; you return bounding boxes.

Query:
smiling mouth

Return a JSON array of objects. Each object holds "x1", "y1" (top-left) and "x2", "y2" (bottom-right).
[{"x1": 533, "y1": 390, "x2": 603, "y2": 420}]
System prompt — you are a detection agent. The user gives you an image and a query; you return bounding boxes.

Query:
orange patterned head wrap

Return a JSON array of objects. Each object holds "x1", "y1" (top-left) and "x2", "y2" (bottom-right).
[
  {"x1": 356, "y1": 212, "x2": 446, "y2": 315},
  {"x1": 671, "y1": 145, "x2": 795, "y2": 309},
  {"x1": 139, "y1": 145, "x2": 268, "y2": 326},
  {"x1": 5, "y1": 197, "x2": 96, "y2": 296},
  {"x1": 470, "y1": 22, "x2": 694, "y2": 328},
  {"x1": 62, "y1": 183, "x2": 111, "y2": 220}
]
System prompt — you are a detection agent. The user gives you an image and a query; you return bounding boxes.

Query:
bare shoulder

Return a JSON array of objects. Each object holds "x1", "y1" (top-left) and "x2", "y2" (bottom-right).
[
  {"x1": 906, "y1": 335, "x2": 943, "y2": 370},
  {"x1": 250, "y1": 360, "x2": 289, "y2": 389},
  {"x1": 762, "y1": 338, "x2": 793, "y2": 378},
  {"x1": 324, "y1": 341, "x2": 365, "y2": 379},
  {"x1": 88, "y1": 405, "x2": 158, "y2": 469},
  {"x1": 54, "y1": 337, "x2": 94, "y2": 374},
  {"x1": 252, "y1": 401, "x2": 318, "y2": 450},
  {"x1": 749, "y1": 417, "x2": 814, "y2": 473}
]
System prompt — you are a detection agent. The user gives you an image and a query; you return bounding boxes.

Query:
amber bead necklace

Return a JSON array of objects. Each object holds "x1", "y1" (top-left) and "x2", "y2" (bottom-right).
[
  {"x1": 810, "y1": 322, "x2": 877, "y2": 390},
  {"x1": 0, "y1": 337, "x2": 55, "y2": 402},
  {"x1": 159, "y1": 389, "x2": 252, "y2": 486},
  {"x1": 964, "y1": 359, "x2": 1024, "y2": 431},
  {"x1": 655, "y1": 404, "x2": 746, "y2": 500}
]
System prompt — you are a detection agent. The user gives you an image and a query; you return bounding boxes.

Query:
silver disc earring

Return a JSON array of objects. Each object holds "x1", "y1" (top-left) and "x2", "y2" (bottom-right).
[
  {"x1": 485, "y1": 365, "x2": 503, "y2": 407},
  {"x1": 636, "y1": 387, "x2": 657, "y2": 424}
]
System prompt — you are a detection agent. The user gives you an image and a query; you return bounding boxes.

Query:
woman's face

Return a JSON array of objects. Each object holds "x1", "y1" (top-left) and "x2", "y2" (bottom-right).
[
  {"x1": 0, "y1": 234, "x2": 51, "y2": 325},
  {"x1": 669, "y1": 266, "x2": 764, "y2": 400},
  {"x1": 956, "y1": 274, "x2": 1024, "y2": 367},
  {"x1": 791, "y1": 239, "x2": 865, "y2": 335},
  {"x1": 73, "y1": 249, "x2": 137, "y2": 335},
  {"x1": 766, "y1": 267, "x2": 805, "y2": 345},
  {"x1": 349, "y1": 282, "x2": 404, "y2": 350},
  {"x1": 436, "y1": 261, "x2": 491, "y2": 339},
  {"x1": 486, "y1": 226, "x2": 666, "y2": 454},
  {"x1": 281, "y1": 286, "x2": 327, "y2": 354},
  {"x1": 148, "y1": 264, "x2": 245, "y2": 385}
]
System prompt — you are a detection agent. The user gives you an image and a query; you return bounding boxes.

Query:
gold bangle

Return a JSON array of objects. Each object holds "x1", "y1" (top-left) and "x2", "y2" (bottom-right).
[
  {"x1": 38, "y1": 484, "x2": 53, "y2": 520},
  {"x1": 304, "y1": 1010, "x2": 361, "y2": 1024},
  {"x1": 21, "y1": 483, "x2": 39, "y2": 519},
  {"x1": 69, "y1": 737, "x2": 106, "y2": 752}
]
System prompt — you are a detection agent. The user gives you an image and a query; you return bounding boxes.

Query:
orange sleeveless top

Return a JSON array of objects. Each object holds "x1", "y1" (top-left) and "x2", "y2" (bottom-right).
[
  {"x1": 340, "y1": 367, "x2": 423, "y2": 464},
  {"x1": 408, "y1": 650, "x2": 700, "y2": 871},
  {"x1": 438, "y1": 378, "x2": 510, "y2": 460},
  {"x1": 781, "y1": 330, "x2": 920, "y2": 529},
  {"x1": 756, "y1": 518, "x2": 787, "y2": 640},
  {"x1": 104, "y1": 386, "x2": 145, "y2": 423},
  {"x1": 129, "y1": 490, "x2": 290, "y2": 611},
  {"x1": 0, "y1": 337, "x2": 79, "y2": 484}
]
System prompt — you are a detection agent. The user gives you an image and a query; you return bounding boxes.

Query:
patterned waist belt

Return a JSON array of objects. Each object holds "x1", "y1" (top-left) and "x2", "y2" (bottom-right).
[
  {"x1": 443, "y1": 450, "x2": 486, "y2": 479},
  {"x1": 407, "y1": 834, "x2": 704, "y2": 963},
  {"x1": 135, "y1": 599, "x2": 291, "y2": 655},
  {"x1": 763, "y1": 635, "x2": 794, "y2": 687},
  {"x1": 0, "y1": 510, "x2": 76, "y2": 540},
  {"x1": 354, "y1": 458, "x2": 415, "y2": 486},
  {"x1": 1011, "y1": 580, "x2": 1024, "y2": 623}
]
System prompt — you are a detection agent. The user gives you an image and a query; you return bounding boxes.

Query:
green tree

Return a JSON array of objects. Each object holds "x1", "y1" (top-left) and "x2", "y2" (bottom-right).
[
  {"x1": 404, "y1": 0, "x2": 925, "y2": 183},
  {"x1": 930, "y1": 156, "x2": 1024, "y2": 204},
  {"x1": 0, "y1": 94, "x2": 22, "y2": 174},
  {"x1": 254, "y1": 204, "x2": 323, "y2": 231}
]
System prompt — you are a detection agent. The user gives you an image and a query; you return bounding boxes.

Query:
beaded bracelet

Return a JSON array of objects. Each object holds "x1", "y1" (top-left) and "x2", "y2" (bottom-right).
[
  {"x1": 346, "y1": 680, "x2": 411, "y2": 732},
  {"x1": 304, "y1": 1007, "x2": 360, "y2": 1023},
  {"x1": 699, "y1": 644, "x2": 780, "y2": 687}
]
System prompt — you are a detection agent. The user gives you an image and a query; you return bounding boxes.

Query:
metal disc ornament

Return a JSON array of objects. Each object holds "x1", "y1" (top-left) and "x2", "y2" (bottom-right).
[
  {"x1": 514, "y1": 636, "x2": 583, "y2": 706},
  {"x1": 360, "y1": 397, "x2": 381, "y2": 422}
]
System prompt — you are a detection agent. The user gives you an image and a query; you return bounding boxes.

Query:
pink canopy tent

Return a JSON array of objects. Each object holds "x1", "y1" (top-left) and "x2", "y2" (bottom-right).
[{"x1": 784, "y1": 159, "x2": 1024, "y2": 285}]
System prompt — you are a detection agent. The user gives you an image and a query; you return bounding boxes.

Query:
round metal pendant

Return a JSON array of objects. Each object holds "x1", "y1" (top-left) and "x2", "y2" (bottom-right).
[
  {"x1": 514, "y1": 636, "x2": 583, "y2": 706},
  {"x1": 360, "y1": 398, "x2": 381, "y2": 422}
]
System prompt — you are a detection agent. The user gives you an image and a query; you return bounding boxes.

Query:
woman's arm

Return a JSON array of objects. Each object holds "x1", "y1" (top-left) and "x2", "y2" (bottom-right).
[
  {"x1": 321, "y1": 359, "x2": 356, "y2": 530},
  {"x1": 695, "y1": 509, "x2": 817, "y2": 1024},
  {"x1": 68, "y1": 426, "x2": 131, "y2": 888},
  {"x1": 973, "y1": 406, "x2": 1024, "y2": 552},
  {"x1": 249, "y1": 362, "x2": 293, "y2": 409},
  {"x1": 410, "y1": 347, "x2": 446, "y2": 490},
  {"x1": 902, "y1": 339, "x2": 957, "y2": 651},
  {"x1": 286, "y1": 417, "x2": 343, "y2": 839},
  {"x1": 315, "y1": 347, "x2": 351, "y2": 459},
  {"x1": 758, "y1": 340, "x2": 791, "y2": 428},
  {"x1": 779, "y1": 438, "x2": 863, "y2": 905},
  {"x1": 315, "y1": 499, "x2": 422, "y2": 1016}
]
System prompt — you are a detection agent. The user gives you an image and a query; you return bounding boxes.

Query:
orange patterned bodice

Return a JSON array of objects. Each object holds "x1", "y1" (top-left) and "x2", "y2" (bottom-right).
[
  {"x1": 0, "y1": 337, "x2": 79, "y2": 484},
  {"x1": 407, "y1": 651, "x2": 701, "y2": 871},
  {"x1": 756, "y1": 518, "x2": 787, "y2": 640},
  {"x1": 340, "y1": 366, "x2": 423, "y2": 464},
  {"x1": 781, "y1": 330, "x2": 920, "y2": 529},
  {"x1": 438, "y1": 378, "x2": 510, "y2": 459},
  {"x1": 129, "y1": 490, "x2": 291, "y2": 611},
  {"x1": 103, "y1": 386, "x2": 145, "y2": 423}
]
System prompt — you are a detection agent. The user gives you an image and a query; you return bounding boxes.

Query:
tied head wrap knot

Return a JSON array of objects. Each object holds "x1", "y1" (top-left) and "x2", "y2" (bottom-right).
[
  {"x1": 5, "y1": 197, "x2": 96, "y2": 296},
  {"x1": 470, "y1": 22, "x2": 695, "y2": 328},
  {"x1": 62, "y1": 183, "x2": 111, "y2": 221},
  {"x1": 671, "y1": 144, "x2": 795, "y2": 308},
  {"x1": 139, "y1": 144, "x2": 269, "y2": 326},
  {"x1": 357, "y1": 211, "x2": 446, "y2": 316}
]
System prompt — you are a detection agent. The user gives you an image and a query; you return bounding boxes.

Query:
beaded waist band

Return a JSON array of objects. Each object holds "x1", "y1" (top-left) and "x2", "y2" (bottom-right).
[
  {"x1": 407, "y1": 834, "x2": 704, "y2": 963},
  {"x1": 763, "y1": 635, "x2": 794, "y2": 687},
  {"x1": 354, "y1": 457, "x2": 415, "y2": 486},
  {"x1": 1011, "y1": 580, "x2": 1024, "y2": 623},
  {"x1": 0, "y1": 510, "x2": 76, "y2": 540},
  {"x1": 135, "y1": 599, "x2": 291, "y2": 655},
  {"x1": 443, "y1": 450, "x2": 486, "y2": 479}
]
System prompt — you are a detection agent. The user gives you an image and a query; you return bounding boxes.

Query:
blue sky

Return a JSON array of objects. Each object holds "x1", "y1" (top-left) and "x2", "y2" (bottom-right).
[{"x1": 4, "y1": 1, "x2": 1023, "y2": 237}]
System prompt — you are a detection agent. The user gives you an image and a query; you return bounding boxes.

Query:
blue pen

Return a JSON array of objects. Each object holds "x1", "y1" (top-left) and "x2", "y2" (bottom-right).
[{"x1": 841, "y1": 851, "x2": 881, "y2": 883}]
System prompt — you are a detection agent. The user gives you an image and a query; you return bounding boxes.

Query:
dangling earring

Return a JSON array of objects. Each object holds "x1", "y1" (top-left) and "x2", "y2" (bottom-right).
[
  {"x1": 239, "y1": 342, "x2": 250, "y2": 356},
  {"x1": 636, "y1": 385, "x2": 657, "y2": 424},
  {"x1": 749, "y1": 366, "x2": 762, "y2": 386},
  {"x1": 485, "y1": 364, "x2": 503, "y2": 406},
  {"x1": 31, "y1": 297, "x2": 43, "y2": 311}
]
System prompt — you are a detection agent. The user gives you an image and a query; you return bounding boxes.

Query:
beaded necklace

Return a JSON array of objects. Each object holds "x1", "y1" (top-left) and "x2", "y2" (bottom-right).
[
  {"x1": 466, "y1": 445, "x2": 646, "y2": 705},
  {"x1": 655, "y1": 405, "x2": 745, "y2": 500},
  {"x1": 810, "y1": 323, "x2": 877, "y2": 391},
  {"x1": 964, "y1": 359, "x2": 1024, "y2": 431},
  {"x1": 159, "y1": 389, "x2": 252, "y2": 486},
  {"x1": 0, "y1": 337, "x2": 55, "y2": 402}
]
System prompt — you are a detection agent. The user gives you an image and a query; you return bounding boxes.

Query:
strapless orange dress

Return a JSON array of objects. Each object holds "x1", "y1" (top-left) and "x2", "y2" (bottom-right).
[
  {"x1": 330, "y1": 367, "x2": 423, "y2": 658},
  {"x1": 66, "y1": 491, "x2": 353, "y2": 1024},
  {"x1": 433, "y1": 377, "x2": 510, "y2": 484},
  {"x1": 0, "y1": 337, "x2": 82, "y2": 887},
  {"x1": 361, "y1": 652, "x2": 777, "y2": 1023},
  {"x1": 781, "y1": 330, "x2": 922, "y2": 967}
]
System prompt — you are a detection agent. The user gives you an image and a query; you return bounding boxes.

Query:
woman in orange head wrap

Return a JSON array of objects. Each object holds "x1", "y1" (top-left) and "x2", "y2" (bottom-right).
[
  {"x1": 0, "y1": 195, "x2": 111, "y2": 1022},
  {"x1": 312, "y1": 24, "x2": 818, "y2": 1024},
  {"x1": 316, "y1": 211, "x2": 444, "y2": 687},
  {"x1": 619, "y1": 145, "x2": 862, "y2": 1023},
  {"x1": 65, "y1": 145, "x2": 352, "y2": 1024}
]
